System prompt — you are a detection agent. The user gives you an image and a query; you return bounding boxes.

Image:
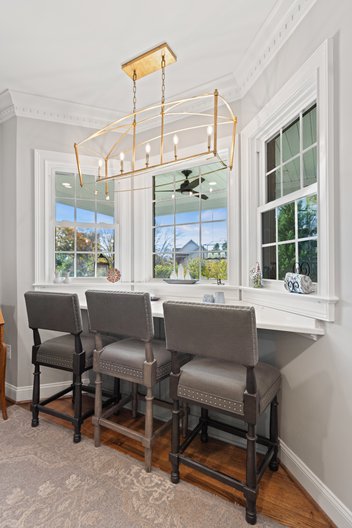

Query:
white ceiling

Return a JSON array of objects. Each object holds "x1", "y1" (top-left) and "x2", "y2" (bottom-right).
[{"x1": 0, "y1": 0, "x2": 283, "y2": 113}]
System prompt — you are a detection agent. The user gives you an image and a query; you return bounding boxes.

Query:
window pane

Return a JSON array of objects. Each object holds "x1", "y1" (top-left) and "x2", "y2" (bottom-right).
[
  {"x1": 303, "y1": 147, "x2": 317, "y2": 187},
  {"x1": 266, "y1": 169, "x2": 281, "y2": 202},
  {"x1": 176, "y1": 224, "x2": 200, "y2": 252},
  {"x1": 262, "y1": 210, "x2": 276, "y2": 244},
  {"x1": 97, "y1": 228, "x2": 115, "y2": 253},
  {"x1": 55, "y1": 253, "x2": 74, "y2": 275},
  {"x1": 202, "y1": 257, "x2": 227, "y2": 282},
  {"x1": 154, "y1": 200, "x2": 174, "y2": 226},
  {"x1": 154, "y1": 226, "x2": 174, "y2": 254},
  {"x1": 262, "y1": 246, "x2": 276, "y2": 279},
  {"x1": 298, "y1": 239, "x2": 317, "y2": 282},
  {"x1": 298, "y1": 194, "x2": 318, "y2": 238},
  {"x1": 55, "y1": 227, "x2": 74, "y2": 251},
  {"x1": 76, "y1": 199, "x2": 95, "y2": 223},
  {"x1": 97, "y1": 253, "x2": 114, "y2": 277},
  {"x1": 154, "y1": 173, "x2": 175, "y2": 202},
  {"x1": 95, "y1": 180, "x2": 114, "y2": 201},
  {"x1": 282, "y1": 118, "x2": 300, "y2": 162},
  {"x1": 96, "y1": 200, "x2": 114, "y2": 224},
  {"x1": 153, "y1": 253, "x2": 173, "y2": 278},
  {"x1": 201, "y1": 165, "x2": 227, "y2": 221},
  {"x1": 76, "y1": 174, "x2": 96, "y2": 199},
  {"x1": 77, "y1": 253, "x2": 95, "y2": 277},
  {"x1": 201, "y1": 221, "x2": 226, "y2": 254},
  {"x1": 303, "y1": 105, "x2": 317, "y2": 149},
  {"x1": 184, "y1": 253, "x2": 202, "y2": 279},
  {"x1": 278, "y1": 202, "x2": 295, "y2": 241},
  {"x1": 266, "y1": 133, "x2": 280, "y2": 172},
  {"x1": 55, "y1": 172, "x2": 75, "y2": 198},
  {"x1": 278, "y1": 243, "x2": 296, "y2": 280},
  {"x1": 175, "y1": 193, "x2": 199, "y2": 224},
  {"x1": 76, "y1": 228, "x2": 95, "y2": 251},
  {"x1": 56, "y1": 199, "x2": 75, "y2": 222},
  {"x1": 282, "y1": 156, "x2": 300, "y2": 196},
  {"x1": 201, "y1": 194, "x2": 227, "y2": 221}
]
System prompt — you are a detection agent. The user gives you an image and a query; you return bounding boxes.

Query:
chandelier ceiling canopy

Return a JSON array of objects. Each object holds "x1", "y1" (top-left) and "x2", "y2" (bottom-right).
[{"x1": 74, "y1": 43, "x2": 237, "y2": 197}]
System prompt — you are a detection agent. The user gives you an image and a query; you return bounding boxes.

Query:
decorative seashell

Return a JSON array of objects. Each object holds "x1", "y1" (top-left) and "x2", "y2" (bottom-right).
[{"x1": 107, "y1": 268, "x2": 121, "y2": 283}]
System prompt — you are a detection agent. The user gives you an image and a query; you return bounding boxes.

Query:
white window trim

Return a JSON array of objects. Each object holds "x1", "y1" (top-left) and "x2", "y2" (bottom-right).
[
  {"x1": 240, "y1": 39, "x2": 337, "y2": 321},
  {"x1": 34, "y1": 149, "x2": 119, "y2": 284}
]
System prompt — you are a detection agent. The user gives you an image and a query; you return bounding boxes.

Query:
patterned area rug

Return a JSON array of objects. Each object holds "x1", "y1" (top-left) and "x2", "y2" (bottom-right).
[{"x1": 0, "y1": 407, "x2": 285, "y2": 528}]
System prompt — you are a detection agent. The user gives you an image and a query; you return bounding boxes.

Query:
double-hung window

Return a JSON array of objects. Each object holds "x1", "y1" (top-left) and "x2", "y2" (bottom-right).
[
  {"x1": 152, "y1": 161, "x2": 228, "y2": 281},
  {"x1": 260, "y1": 104, "x2": 318, "y2": 282},
  {"x1": 241, "y1": 40, "x2": 336, "y2": 321},
  {"x1": 54, "y1": 171, "x2": 116, "y2": 279}
]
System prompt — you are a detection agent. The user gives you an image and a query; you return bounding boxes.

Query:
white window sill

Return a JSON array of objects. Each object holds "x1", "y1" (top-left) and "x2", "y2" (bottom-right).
[{"x1": 240, "y1": 286, "x2": 337, "y2": 322}]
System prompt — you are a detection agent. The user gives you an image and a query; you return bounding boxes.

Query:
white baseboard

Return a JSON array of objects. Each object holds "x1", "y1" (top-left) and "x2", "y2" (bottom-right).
[
  {"x1": 5, "y1": 377, "x2": 90, "y2": 402},
  {"x1": 280, "y1": 440, "x2": 352, "y2": 528}
]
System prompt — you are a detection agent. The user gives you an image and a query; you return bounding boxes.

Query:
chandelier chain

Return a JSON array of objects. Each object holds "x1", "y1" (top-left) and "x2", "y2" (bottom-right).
[
  {"x1": 132, "y1": 70, "x2": 137, "y2": 117},
  {"x1": 161, "y1": 54, "x2": 166, "y2": 104}
]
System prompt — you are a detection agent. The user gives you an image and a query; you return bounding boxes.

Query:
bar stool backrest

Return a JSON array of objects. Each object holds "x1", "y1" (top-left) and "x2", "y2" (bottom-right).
[
  {"x1": 86, "y1": 290, "x2": 154, "y2": 342},
  {"x1": 163, "y1": 301, "x2": 258, "y2": 367},
  {"x1": 24, "y1": 291, "x2": 82, "y2": 334}
]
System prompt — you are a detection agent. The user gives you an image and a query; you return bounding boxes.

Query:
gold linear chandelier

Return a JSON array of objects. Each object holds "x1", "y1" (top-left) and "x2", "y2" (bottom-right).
[{"x1": 74, "y1": 43, "x2": 237, "y2": 196}]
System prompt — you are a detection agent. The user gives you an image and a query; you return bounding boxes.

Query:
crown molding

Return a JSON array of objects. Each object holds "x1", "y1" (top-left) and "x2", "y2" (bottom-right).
[
  {"x1": 234, "y1": 0, "x2": 318, "y2": 97},
  {"x1": 0, "y1": 0, "x2": 317, "y2": 131},
  {"x1": 0, "y1": 89, "x2": 121, "y2": 129}
]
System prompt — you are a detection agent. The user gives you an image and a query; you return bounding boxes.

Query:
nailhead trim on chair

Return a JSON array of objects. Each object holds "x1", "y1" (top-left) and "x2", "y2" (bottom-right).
[
  {"x1": 98, "y1": 360, "x2": 144, "y2": 380},
  {"x1": 37, "y1": 353, "x2": 92, "y2": 370},
  {"x1": 178, "y1": 385, "x2": 244, "y2": 414},
  {"x1": 97, "y1": 359, "x2": 172, "y2": 382}
]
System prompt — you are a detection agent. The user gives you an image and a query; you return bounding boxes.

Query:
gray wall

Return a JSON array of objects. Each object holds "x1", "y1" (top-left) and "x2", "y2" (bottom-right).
[
  {"x1": 1, "y1": 118, "x2": 18, "y2": 386},
  {"x1": 239, "y1": 0, "x2": 352, "y2": 511},
  {"x1": 1, "y1": 118, "x2": 97, "y2": 388}
]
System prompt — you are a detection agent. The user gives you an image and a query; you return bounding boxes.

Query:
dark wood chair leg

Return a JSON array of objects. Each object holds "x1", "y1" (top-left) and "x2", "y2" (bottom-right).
[
  {"x1": 71, "y1": 373, "x2": 76, "y2": 407},
  {"x1": 245, "y1": 423, "x2": 257, "y2": 525},
  {"x1": 73, "y1": 371, "x2": 82, "y2": 443},
  {"x1": 132, "y1": 382, "x2": 138, "y2": 418},
  {"x1": 170, "y1": 396, "x2": 180, "y2": 484},
  {"x1": 31, "y1": 364, "x2": 40, "y2": 427},
  {"x1": 181, "y1": 402, "x2": 188, "y2": 437},
  {"x1": 269, "y1": 395, "x2": 279, "y2": 471},
  {"x1": 200, "y1": 407, "x2": 209, "y2": 443},
  {"x1": 114, "y1": 378, "x2": 121, "y2": 403}
]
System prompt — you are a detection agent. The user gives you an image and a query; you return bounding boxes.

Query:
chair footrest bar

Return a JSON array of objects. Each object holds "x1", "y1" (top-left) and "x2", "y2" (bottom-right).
[
  {"x1": 174, "y1": 453, "x2": 246, "y2": 494},
  {"x1": 36, "y1": 404, "x2": 75, "y2": 424},
  {"x1": 97, "y1": 417, "x2": 145, "y2": 444},
  {"x1": 39, "y1": 386, "x2": 72, "y2": 407},
  {"x1": 257, "y1": 446, "x2": 275, "y2": 482},
  {"x1": 101, "y1": 395, "x2": 131, "y2": 420},
  {"x1": 180, "y1": 421, "x2": 203, "y2": 453},
  {"x1": 207, "y1": 418, "x2": 274, "y2": 448},
  {"x1": 153, "y1": 418, "x2": 172, "y2": 438},
  {"x1": 81, "y1": 408, "x2": 94, "y2": 421}
]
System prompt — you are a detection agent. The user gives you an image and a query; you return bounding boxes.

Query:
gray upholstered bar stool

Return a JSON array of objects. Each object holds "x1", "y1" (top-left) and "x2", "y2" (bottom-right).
[
  {"x1": 24, "y1": 291, "x2": 117, "y2": 443},
  {"x1": 163, "y1": 301, "x2": 281, "y2": 525},
  {"x1": 86, "y1": 290, "x2": 185, "y2": 472}
]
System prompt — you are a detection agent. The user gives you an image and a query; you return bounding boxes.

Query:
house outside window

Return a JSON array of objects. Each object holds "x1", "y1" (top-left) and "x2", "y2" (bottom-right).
[{"x1": 152, "y1": 161, "x2": 228, "y2": 281}]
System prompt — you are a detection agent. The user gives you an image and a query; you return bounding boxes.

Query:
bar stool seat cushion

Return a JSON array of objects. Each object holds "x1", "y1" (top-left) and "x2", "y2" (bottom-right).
[
  {"x1": 177, "y1": 357, "x2": 281, "y2": 416},
  {"x1": 37, "y1": 334, "x2": 115, "y2": 370},
  {"x1": 96, "y1": 338, "x2": 182, "y2": 382}
]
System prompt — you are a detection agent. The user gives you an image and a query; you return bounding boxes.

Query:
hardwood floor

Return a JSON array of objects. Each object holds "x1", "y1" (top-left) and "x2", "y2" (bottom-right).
[{"x1": 8, "y1": 397, "x2": 334, "y2": 528}]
